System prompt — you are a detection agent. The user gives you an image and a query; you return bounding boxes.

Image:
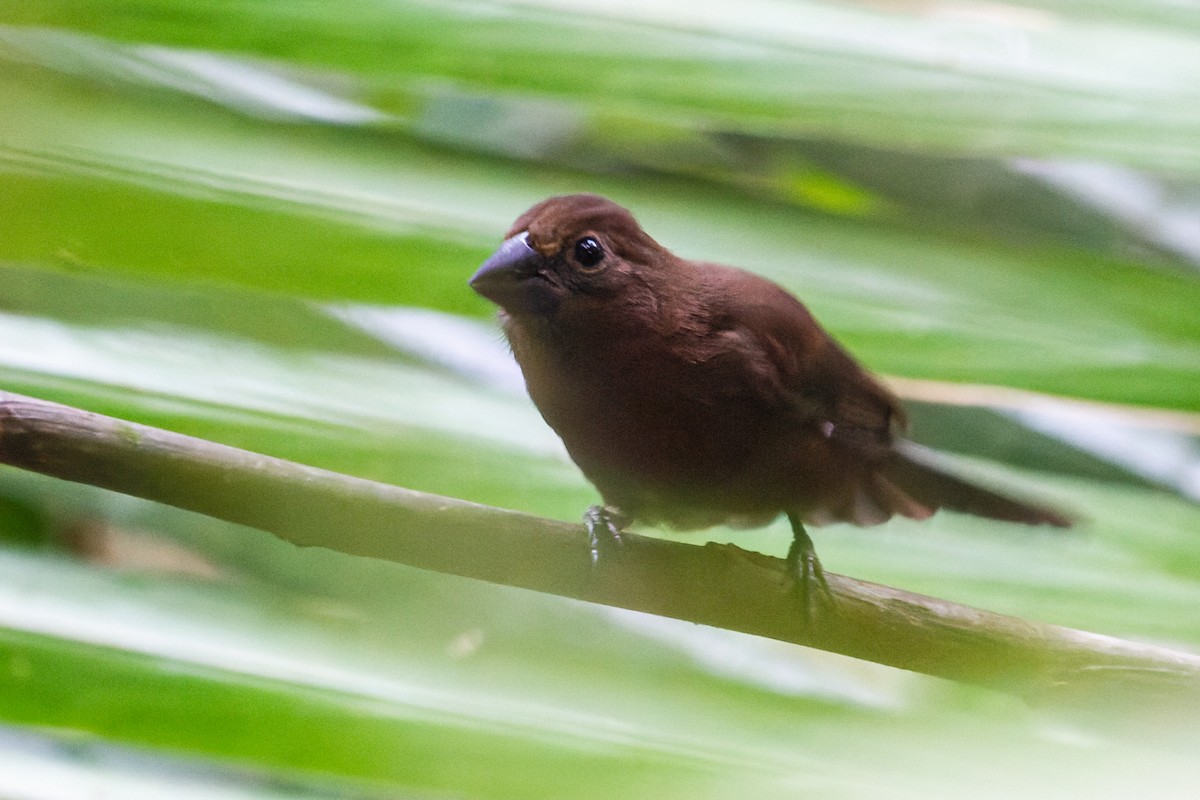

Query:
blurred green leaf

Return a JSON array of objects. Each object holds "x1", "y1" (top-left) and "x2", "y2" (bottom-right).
[
  {"x1": 7, "y1": 2, "x2": 1200, "y2": 169},
  {"x1": 0, "y1": 2, "x2": 1198, "y2": 798},
  {"x1": 1, "y1": 57, "x2": 1197, "y2": 408}
]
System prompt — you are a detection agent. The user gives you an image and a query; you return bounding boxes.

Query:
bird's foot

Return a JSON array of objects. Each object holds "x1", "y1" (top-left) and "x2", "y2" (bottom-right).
[
  {"x1": 785, "y1": 514, "x2": 835, "y2": 621},
  {"x1": 584, "y1": 505, "x2": 628, "y2": 566}
]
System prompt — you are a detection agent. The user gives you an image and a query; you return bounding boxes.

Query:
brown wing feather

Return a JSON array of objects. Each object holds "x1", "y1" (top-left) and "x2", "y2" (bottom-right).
[
  {"x1": 707, "y1": 267, "x2": 901, "y2": 455},
  {"x1": 706, "y1": 267, "x2": 1067, "y2": 528}
]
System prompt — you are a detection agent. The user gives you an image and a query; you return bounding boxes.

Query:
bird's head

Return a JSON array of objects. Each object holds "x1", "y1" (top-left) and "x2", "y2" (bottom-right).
[{"x1": 469, "y1": 194, "x2": 667, "y2": 320}]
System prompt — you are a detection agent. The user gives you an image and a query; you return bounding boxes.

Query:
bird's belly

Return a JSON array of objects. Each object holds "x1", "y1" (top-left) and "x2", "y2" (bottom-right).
[{"x1": 522, "y1": 349, "x2": 788, "y2": 524}]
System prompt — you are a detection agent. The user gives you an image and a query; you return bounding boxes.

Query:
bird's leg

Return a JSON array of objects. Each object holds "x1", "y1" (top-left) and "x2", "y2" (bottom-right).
[
  {"x1": 584, "y1": 505, "x2": 628, "y2": 566},
  {"x1": 785, "y1": 512, "x2": 835, "y2": 617}
]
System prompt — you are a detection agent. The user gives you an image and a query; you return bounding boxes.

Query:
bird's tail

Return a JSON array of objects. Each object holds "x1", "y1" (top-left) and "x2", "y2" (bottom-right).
[
  {"x1": 805, "y1": 441, "x2": 1072, "y2": 528},
  {"x1": 878, "y1": 441, "x2": 1072, "y2": 528}
]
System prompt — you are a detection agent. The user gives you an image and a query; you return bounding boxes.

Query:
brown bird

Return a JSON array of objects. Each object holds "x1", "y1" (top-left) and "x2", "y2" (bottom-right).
[{"x1": 470, "y1": 193, "x2": 1070, "y2": 608}]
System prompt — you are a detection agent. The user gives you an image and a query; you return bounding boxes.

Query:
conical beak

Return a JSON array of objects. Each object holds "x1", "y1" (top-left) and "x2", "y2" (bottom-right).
[{"x1": 469, "y1": 232, "x2": 562, "y2": 316}]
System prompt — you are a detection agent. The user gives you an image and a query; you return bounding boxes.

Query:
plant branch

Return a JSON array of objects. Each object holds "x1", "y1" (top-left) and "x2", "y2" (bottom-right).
[{"x1": 2, "y1": 390, "x2": 1198, "y2": 703}]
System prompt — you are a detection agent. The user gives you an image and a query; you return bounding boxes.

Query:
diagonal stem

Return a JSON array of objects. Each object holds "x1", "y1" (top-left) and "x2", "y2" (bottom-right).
[{"x1": 3, "y1": 390, "x2": 1200, "y2": 706}]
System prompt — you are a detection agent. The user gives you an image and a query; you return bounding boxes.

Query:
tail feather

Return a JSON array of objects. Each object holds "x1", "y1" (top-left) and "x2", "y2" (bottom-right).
[{"x1": 882, "y1": 441, "x2": 1072, "y2": 528}]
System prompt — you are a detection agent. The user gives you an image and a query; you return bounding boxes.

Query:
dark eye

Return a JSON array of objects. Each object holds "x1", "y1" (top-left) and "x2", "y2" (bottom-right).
[{"x1": 573, "y1": 236, "x2": 604, "y2": 269}]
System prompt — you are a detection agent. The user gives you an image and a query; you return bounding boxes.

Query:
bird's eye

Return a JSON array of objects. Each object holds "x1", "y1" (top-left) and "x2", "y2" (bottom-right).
[{"x1": 573, "y1": 236, "x2": 605, "y2": 269}]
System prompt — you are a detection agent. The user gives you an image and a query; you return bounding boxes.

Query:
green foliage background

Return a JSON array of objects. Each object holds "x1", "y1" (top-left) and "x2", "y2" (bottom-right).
[{"x1": 0, "y1": 2, "x2": 1198, "y2": 797}]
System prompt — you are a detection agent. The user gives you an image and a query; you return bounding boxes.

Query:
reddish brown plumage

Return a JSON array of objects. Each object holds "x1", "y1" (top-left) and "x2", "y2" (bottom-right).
[{"x1": 471, "y1": 193, "x2": 1070, "y2": 540}]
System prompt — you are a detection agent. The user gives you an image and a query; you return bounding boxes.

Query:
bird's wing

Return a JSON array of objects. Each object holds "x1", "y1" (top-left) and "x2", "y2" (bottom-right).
[{"x1": 705, "y1": 267, "x2": 903, "y2": 458}]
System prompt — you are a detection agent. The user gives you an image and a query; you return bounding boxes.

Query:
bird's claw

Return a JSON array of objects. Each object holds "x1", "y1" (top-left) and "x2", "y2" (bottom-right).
[
  {"x1": 584, "y1": 505, "x2": 627, "y2": 566},
  {"x1": 785, "y1": 514, "x2": 835, "y2": 621}
]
